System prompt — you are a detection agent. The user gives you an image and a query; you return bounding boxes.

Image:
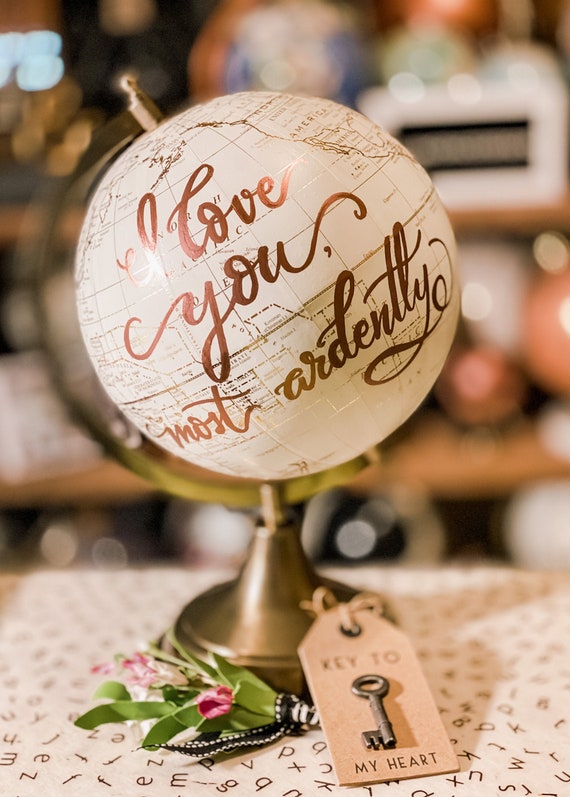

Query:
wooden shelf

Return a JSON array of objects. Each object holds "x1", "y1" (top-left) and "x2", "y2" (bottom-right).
[
  {"x1": 449, "y1": 193, "x2": 570, "y2": 236},
  {"x1": 0, "y1": 460, "x2": 153, "y2": 508},
  {"x1": 352, "y1": 414, "x2": 570, "y2": 500},
  {"x1": 1, "y1": 413, "x2": 569, "y2": 509}
]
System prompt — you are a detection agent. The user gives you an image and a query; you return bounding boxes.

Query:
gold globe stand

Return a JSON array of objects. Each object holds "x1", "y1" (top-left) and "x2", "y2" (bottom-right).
[
  {"x1": 32, "y1": 77, "x2": 381, "y2": 694},
  {"x1": 172, "y1": 484, "x2": 358, "y2": 693}
]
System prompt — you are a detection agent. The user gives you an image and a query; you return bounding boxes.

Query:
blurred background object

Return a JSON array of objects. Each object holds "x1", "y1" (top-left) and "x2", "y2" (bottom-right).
[
  {"x1": 0, "y1": 350, "x2": 101, "y2": 484},
  {"x1": 503, "y1": 479, "x2": 570, "y2": 569},
  {"x1": 302, "y1": 484, "x2": 447, "y2": 565},
  {"x1": 189, "y1": 0, "x2": 369, "y2": 106},
  {"x1": 2, "y1": 0, "x2": 570, "y2": 571},
  {"x1": 522, "y1": 247, "x2": 570, "y2": 397}
]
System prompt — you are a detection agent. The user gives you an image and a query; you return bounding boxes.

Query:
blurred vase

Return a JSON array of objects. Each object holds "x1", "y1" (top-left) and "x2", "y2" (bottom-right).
[
  {"x1": 434, "y1": 344, "x2": 527, "y2": 427},
  {"x1": 374, "y1": 0, "x2": 499, "y2": 38},
  {"x1": 522, "y1": 265, "x2": 570, "y2": 397}
]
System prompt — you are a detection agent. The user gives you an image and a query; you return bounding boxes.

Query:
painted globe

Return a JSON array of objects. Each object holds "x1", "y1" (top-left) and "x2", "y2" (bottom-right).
[{"x1": 75, "y1": 91, "x2": 459, "y2": 481}]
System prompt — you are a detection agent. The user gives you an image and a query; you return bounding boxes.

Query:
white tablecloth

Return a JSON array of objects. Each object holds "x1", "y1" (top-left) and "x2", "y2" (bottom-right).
[{"x1": 1, "y1": 565, "x2": 569, "y2": 796}]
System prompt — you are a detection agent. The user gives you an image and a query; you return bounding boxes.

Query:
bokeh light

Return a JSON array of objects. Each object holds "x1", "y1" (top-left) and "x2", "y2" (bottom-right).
[
  {"x1": 533, "y1": 231, "x2": 569, "y2": 274},
  {"x1": 40, "y1": 521, "x2": 78, "y2": 567},
  {"x1": 0, "y1": 30, "x2": 64, "y2": 91}
]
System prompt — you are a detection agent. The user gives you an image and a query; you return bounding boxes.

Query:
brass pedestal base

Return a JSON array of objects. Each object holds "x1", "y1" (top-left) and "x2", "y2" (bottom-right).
[{"x1": 173, "y1": 512, "x2": 354, "y2": 694}]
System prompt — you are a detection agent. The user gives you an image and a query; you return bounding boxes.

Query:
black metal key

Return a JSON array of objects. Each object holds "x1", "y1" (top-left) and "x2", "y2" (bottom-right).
[{"x1": 352, "y1": 674, "x2": 397, "y2": 750}]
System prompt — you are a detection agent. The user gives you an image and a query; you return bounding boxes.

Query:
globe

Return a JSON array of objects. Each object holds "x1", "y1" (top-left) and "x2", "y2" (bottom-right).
[{"x1": 75, "y1": 90, "x2": 459, "y2": 483}]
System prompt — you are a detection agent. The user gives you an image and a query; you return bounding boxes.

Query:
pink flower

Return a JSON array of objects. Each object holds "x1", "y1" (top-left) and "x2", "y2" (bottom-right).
[
  {"x1": 196, "y1": 685, "x2": 234, "y2": 719},
  {"x1": 91, "y1": 661, "x2": 115, "y2": 676},
  {"x1": 120, "y1": 652, "x2": 188, "y2": 689},
  {"x1": 122, "y1": 652, "x2": 159, "y2": 688}
]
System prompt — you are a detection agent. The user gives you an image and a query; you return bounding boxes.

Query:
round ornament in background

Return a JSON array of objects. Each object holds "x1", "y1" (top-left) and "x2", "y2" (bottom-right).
[
  {"x1": 521, "y1": 264, "x2": 570, "y2": 398},
  {"x1": 161, "y1": 500, "x2": 254, "y2": 567},
  {"x1": 434, "y1": 344, "x2": 527, "y2": 427},
  {"x1": 536, "y1": 400, "x2": 570, "y2": 465},
  {"x1": 458, "y1": 238, "x2": 531, "y2": 357},
  {"x1": 503, "y1": 480, "x2": 570, "y2": 569}
]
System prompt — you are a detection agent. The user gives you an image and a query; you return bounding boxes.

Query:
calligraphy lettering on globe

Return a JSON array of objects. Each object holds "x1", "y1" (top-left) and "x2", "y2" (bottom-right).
[
  {"x1": 118, "y1": 160, "x2": 451, "y2": 444},
  {"x1": 75, "y1": 92, "x2": 458, "y2": 480}
]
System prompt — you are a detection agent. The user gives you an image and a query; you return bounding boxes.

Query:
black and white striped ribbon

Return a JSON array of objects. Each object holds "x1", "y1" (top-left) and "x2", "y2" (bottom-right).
[{"x1": 152, "y1": 693, "x2": 319, "y2": 757}]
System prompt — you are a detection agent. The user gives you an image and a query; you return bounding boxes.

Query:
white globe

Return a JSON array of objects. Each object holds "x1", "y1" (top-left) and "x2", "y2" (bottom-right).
[{"x1": 75, "y1": 91, "x2": 459, "y2": 481}]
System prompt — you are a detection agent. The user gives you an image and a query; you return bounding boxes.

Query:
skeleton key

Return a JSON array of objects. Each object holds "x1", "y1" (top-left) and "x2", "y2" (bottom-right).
[{"x1": 352, "y1": 674, "x2": 397, "y2": 750}]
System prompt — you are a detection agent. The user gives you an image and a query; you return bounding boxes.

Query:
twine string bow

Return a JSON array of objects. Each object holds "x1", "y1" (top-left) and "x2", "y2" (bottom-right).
[{"x1": 300, "y1": 586, "x2": 386, "y2": 636}]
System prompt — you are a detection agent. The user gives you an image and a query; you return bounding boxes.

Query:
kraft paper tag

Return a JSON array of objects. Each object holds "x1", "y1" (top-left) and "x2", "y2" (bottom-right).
[{"x1": 298, "y1": 600, "x2": 459, "y2": 787}]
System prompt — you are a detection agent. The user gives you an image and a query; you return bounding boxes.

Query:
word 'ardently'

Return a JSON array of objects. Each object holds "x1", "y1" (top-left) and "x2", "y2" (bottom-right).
[{"x1": 275, "y1": 222, "x2": 451, "y2": 400}]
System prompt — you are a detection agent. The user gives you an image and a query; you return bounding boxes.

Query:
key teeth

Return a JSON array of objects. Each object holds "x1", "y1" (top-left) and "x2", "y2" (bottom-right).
[
  {"x1": 361, "y1": 731, "x2": 397, "y2": 750},
  {"x1": 362, "y1": 734, "x2": 380, "y2": 750}
]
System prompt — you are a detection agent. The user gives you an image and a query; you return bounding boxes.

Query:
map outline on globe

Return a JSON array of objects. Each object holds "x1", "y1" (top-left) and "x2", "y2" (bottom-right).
[{"x1": 75, "y1": 90, "x2": 459, "y2": 482}]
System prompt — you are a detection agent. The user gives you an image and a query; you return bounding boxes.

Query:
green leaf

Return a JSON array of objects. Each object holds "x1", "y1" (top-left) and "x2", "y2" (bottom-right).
[
  {"x1": 234, "y1": 679, "x2": 276, "y2": 717},
  {"x1": 211, "y1": 652, "x2": 276, "y2": 696},
  {"x1": 93, "y1": 681, "x2": 132, "y2": 702},
  {"x1": 142, "y1": 713, "x2": 191, "y2": 748},
  {"x1": 141, "y1": 701, "x2": 205, "y2": 746},
  {"x1": 74, "y1": 700, "x2": 176, "y2": 730},
  {"x1": 146, "y1": 641, "x2": 198, "y2": 673},
  {"x1": 208, "y1": 653, "x2": 276, "y2": 717},
  {"x1": 162, "y1": 629, "x2": 219, "y2": 681},
  {"x1": 170, "y1": 702, "x2": 203, "y2": 728}
]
